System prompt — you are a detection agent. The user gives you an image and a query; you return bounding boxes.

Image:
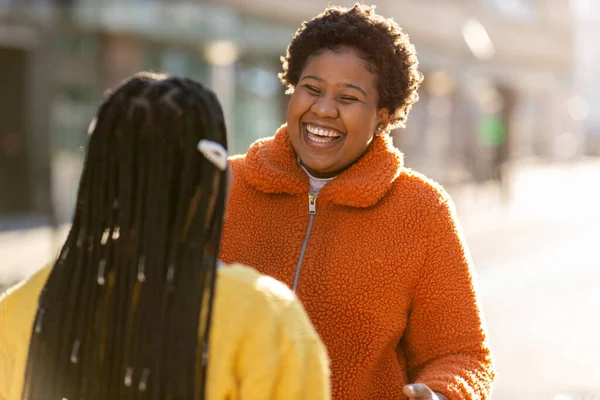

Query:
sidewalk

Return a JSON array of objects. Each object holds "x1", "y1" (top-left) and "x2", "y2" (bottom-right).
[
  {"x1": 451, "y1": 157, "x2": 600, "y2": 232},
  {"x1": 2, "y1": 158, "x2": 599, "y2": 287}
]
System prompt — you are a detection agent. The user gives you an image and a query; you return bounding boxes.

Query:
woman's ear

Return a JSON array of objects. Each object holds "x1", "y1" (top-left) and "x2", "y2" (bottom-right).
[{"x1": 376, "y1": 108, "x2": 391, "y2": 133}]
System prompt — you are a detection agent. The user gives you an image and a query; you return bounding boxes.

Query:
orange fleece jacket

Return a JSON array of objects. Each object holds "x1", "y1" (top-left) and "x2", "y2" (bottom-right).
[{"x1": 221, "y1": 125, "x2": 495, "y2": 400}]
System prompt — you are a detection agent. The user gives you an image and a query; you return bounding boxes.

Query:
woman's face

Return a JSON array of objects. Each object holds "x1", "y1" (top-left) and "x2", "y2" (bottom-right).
[{"x1": 286, "y1": 46, "x2": 390, "y2": 178}]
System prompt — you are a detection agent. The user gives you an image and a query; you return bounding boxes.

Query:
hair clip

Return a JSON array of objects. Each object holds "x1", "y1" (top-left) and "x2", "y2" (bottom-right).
[
  {"x1": 70, "y1": 339, "x2": 81, "y2": 364},
  {"x1": 166, "y1": 264, "x2": 176, "y2": 284},
  {"x1": 97, "y1": 259, "x2": 106, "y2": 285},
  {"x1": 137, "y1": 256, "x2": 146, "y2": 283},
  {"x1": 197, "y1": 139, "x2": 228, "y2": 171},
  {"x1": 87, "y1": 116, "x2": 97, "y2": 136},
  {"x1": 139, "y1": 368, "x2": 151, "y2": 392},
  {"x1": 124, "y1": 367, "x2": 134, "y2": 387}
]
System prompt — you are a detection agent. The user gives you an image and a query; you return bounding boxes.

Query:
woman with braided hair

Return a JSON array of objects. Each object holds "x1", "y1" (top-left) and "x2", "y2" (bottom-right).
[{"x1": 0, "y1": 72, "x2": 330, "y2": 400}]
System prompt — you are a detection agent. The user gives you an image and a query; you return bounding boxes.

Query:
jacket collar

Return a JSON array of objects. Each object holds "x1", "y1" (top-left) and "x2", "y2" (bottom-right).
[{"x1": 237, "y1": 124, "x2": 404, "y2": 208}]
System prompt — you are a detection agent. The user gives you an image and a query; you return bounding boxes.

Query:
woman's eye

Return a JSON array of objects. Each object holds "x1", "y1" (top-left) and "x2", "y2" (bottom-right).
[{"x1": 304, "y1": 85, "x2": 320, "y2": 94}]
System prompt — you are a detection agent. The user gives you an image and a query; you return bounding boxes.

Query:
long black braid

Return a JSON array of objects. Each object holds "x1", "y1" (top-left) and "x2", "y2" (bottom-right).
[{"x1": 22, "y1": 72, "x2": 228, "y2": 400}]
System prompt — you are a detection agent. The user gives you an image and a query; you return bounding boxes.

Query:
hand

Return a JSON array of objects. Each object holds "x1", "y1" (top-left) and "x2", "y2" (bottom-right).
[{"x1": 403, "y1": 383, "x2": 447, "y2": 400}]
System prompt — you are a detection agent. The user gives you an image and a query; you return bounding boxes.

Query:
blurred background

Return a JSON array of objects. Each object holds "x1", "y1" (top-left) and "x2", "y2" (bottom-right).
[{"x1": 1, "y1": 0, "x2": 599, "y2": 398}]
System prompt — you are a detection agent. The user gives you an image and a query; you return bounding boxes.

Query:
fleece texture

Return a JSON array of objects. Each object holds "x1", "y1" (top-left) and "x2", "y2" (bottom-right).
[{"x1": 220, "y1": 125, "x2": 495, "y2": 400}]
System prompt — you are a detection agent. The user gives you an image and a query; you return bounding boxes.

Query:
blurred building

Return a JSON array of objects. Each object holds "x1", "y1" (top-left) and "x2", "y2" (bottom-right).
[
  {"x1": 0, "y1": 2, "x2": 55, "y2": 222},
  {"x1": 208, "y1": 0, "x2": 577, "y2": 184},
  {"x1": 1, "y1": 0, "x2": 294, "y2": 223},
  {"x1": 572, "y1": 0, "x2": 600, "y2": 155},
  {"x1": 0, "y1": 0, "x2": 577, "y2": 223}
]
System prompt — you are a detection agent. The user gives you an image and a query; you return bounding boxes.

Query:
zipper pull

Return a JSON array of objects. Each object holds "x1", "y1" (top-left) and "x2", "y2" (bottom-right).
[{"x1": 308, "y1": 193, "x2": 317, "y2": 215}]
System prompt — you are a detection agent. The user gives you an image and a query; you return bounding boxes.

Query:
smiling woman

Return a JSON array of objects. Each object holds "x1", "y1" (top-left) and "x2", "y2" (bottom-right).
[
  {"x1": 287, "y1": 47, "x2": 387, "y2": 178},
  {"x1": 220, "y1": 4, "x2": 495, "y2": 400}
]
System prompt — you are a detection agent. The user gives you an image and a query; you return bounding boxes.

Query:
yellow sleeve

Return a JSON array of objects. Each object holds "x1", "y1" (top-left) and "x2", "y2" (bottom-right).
[
  {"x1": 235, "y1": 276, "x2": 330, "y2": 400},
  {"x1": 271, "y1": 298, "x2": 331, "y2": 400},
  {"x1": 0, "y1": 266, "x2": 51, "y2": 400},
  {"x1": 0, "y1": 289, "x2": 15, "y2": 400}
]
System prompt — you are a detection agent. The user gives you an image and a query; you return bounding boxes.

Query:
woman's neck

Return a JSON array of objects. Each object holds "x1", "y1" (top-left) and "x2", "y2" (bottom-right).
[{"x1": 298, "y1": 159, "x2": 345, "y2": 179}]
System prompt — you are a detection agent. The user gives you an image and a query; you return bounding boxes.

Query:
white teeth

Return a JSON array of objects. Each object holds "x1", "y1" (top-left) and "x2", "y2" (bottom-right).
[
  {"x1": 310, "y1": 136, "x2": 330, "y2": 143},
  {"x1": 306, "y1": 124, "x2": 340, "y2": 138}
]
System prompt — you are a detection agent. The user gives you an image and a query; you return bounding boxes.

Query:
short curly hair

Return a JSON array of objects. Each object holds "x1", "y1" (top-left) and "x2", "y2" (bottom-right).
[{"x1": 280, "y1": 3, "x2": 423, "y2": 129}]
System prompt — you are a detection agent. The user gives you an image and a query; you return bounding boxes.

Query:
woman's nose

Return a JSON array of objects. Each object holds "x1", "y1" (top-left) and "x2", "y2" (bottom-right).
[{"x1": 311, "y1": 97, "x2": 339, "y2": 119}]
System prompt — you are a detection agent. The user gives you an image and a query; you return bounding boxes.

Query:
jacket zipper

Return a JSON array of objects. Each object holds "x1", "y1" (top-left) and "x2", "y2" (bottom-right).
[{"x1": 291, "y1": 192, "x2": 317, "y2": 292}]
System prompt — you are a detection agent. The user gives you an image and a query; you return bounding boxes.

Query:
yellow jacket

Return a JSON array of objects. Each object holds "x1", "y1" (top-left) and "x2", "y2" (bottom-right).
[{"x1": 0, "y1": 263, "x2": 330, "y2": 400}]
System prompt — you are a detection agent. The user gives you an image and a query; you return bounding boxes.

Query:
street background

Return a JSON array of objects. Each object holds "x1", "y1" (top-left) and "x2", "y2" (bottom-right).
[{"x1": 1, "y1": 1, "x2": 600, "y2": 399}]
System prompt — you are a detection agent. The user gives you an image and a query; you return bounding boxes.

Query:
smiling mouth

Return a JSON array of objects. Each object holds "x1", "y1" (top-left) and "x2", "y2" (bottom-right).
[{"x1": 303, "y1": 123, "x2": 343, "y2": 144}]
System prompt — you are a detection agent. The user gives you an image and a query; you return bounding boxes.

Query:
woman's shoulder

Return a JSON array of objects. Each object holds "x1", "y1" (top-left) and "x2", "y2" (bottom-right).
[
  {"x1": 215, "y1": 264, "x2": 321, "y2": 343},
  {"x1": 216, "y1": 263, "x2": 297, "y2": 309},
  {"x1": 0, "y1": 265, "x2": 51, "y2": 311},
  {"x1": 394, "y1": 167, "x2": 452, "y2": 207},
  {"x1": 0, "y1": 264, "x2": 51, "y2": 358},
  {"x1": 228, "y1": 135, "x2": 276, "y2": 171},
  {"x1": 215, "y1": 264, "x2": 311, "y2": 327}
]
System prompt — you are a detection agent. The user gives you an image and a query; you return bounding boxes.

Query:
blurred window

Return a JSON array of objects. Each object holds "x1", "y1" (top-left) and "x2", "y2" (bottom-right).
[
  {"x1": 482, "y1": 0, "x2": 539, "y2": 22},
  {"x1": 233, "y1": 59, "x2": 285, "y2": 154},
  {"x1": 56, "y1": 33, "x2": 100, "y2": 58},
  {"x1": 142, "y1": 43, "x2": 209, "y2": 83}
]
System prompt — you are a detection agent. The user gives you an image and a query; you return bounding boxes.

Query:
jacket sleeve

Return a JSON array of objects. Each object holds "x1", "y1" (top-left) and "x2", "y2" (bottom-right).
[
  {"x1": 400, "y1": 197, "x2": 495, "y2": 399},
  {"x1": 0, "y1": 266, "x2": 51, "y2": 400},
  {"x1": 0, "y1": 280, "x2": 28, "y2": 400},
  {"x1": 237, "y1": 293, "x2": 331, "y2": 400}
]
